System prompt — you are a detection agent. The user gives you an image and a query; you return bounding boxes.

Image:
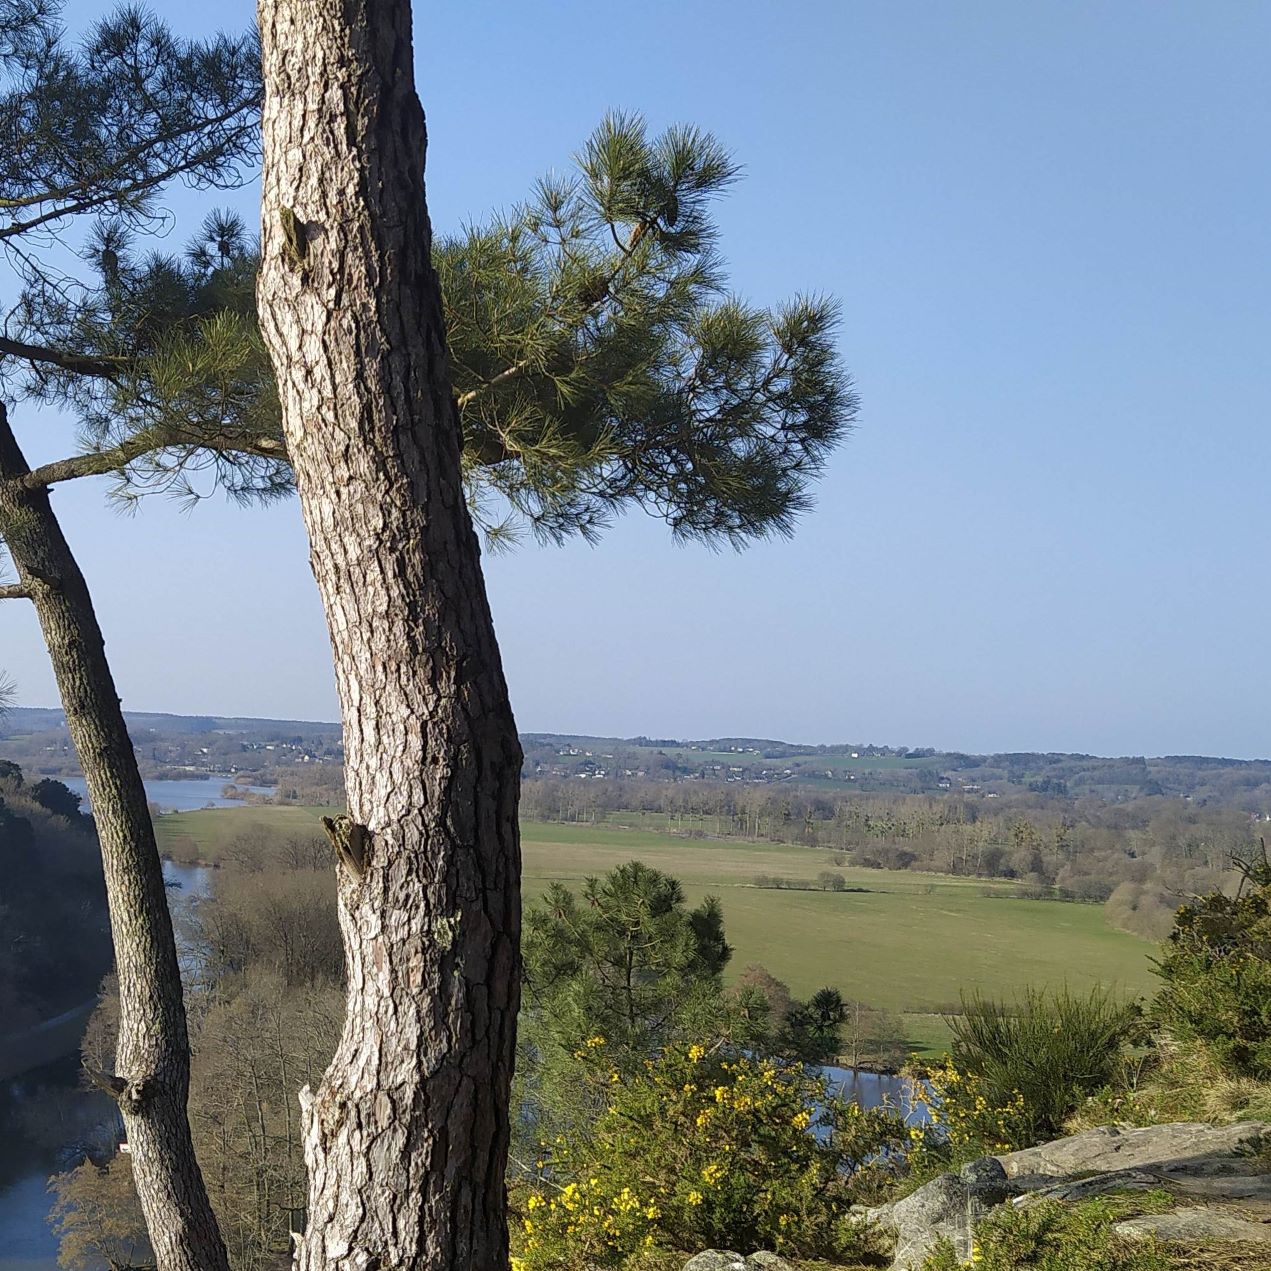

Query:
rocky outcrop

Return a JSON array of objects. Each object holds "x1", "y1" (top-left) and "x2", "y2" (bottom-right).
[
  {"x1": 1115, "y1": 1206, "x2": 1271, "y2": 1244},
  {"x1": 996, "y1": 1120, "x2": 1271, "y2": 1179},
  {"x1": 864, "y1": 1121, "x2": 1271, "y2": 1271},
  {"x1": 681, "y1": 1256, "x2": 792, "y2": 1271},
  {"x1": 864, "y1": 1158, "x2": 1011, "y2": 1269}
]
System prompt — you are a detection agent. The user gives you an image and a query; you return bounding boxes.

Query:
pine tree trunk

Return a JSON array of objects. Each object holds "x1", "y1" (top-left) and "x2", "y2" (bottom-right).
[
  {"x1": 0, "y1": 407, "x2": 229, "y2": 1271},
  {"x1": 255, "y1": 0, "x2": 523, "y2": 1266}
]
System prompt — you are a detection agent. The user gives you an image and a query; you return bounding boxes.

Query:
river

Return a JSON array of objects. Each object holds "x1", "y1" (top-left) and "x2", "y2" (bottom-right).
[
  {"x1": 0, "y1": 775, "x2": 264, "y2": 1265},
  {"x1": 823, "y1": 1064, "x2": 926, "y2": 1123},
  {"x1": 0, "y1": 861, "x2": 210, "y2": 1271},
  {"x1": 63, "y1": 775, "x2": 275, "y2": 814}
]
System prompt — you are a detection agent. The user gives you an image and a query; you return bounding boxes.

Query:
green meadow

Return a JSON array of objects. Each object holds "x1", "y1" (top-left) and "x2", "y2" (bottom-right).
[
  {"x1": 157, "y1": 808, "x2": 1158, "y2": 1054},
  {"x1": 156, "y1": 803, "x2": 342, "y2": 862}
]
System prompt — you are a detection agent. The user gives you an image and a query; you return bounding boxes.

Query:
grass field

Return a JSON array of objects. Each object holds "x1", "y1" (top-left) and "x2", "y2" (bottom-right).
[
  {"x1": 156, "y1": 807, "x2": 1158, "y2": 1054},
  {"x1": 156, "y1": 804, "x2": 341, "y2": 862}
]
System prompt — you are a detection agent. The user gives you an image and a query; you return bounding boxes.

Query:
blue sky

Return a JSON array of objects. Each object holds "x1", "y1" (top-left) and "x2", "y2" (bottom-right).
[{"x1": 4, "y1": 1, "x2": 1270, "y2": 756}]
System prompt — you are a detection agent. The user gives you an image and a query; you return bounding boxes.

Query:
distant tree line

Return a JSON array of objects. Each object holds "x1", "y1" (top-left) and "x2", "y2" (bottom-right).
[
  {"x1": 521, "y1": 778, "x2": 1248, "y2": 935},
  {"x1": 519, "y1": 737, "x2": 1271, "y2": 807}
]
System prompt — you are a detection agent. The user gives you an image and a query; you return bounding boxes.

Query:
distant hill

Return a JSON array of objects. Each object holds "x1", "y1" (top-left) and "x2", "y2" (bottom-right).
[
  {"x1": 4, "y1": 706, "x2": 342, "y2": 736},
  {"x1": 0, "y1": 707, "x2": 344, "y2": 784},
  {"x1": 5, "y1": 709, "x2": 1271, "y2": 808}
]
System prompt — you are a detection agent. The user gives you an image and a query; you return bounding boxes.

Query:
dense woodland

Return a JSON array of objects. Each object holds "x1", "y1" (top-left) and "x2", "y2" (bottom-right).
[{"x1": 0, "y1": 762, "x2": 111, "y2": 1037}]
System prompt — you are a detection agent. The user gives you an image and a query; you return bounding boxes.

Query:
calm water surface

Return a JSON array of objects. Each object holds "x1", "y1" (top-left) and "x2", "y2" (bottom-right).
[
  {"x1": 0, "y1": 862, "x2": 209, "y2": 1270},
  {"x1": 64, "y1": 774, "x2": 275, "y2": 813},
  {"x1": 822, "y1": 1064, "x2": 930, "y2": 1127}
]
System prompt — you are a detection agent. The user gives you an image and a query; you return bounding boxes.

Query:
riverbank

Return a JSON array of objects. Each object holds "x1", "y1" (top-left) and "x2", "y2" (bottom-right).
[
  {"x1": 0, "y1": 860, "x2": 210, "y2": 1266},
  {"x1": 0, "y1": 1056, "x2": 118, "y2": 1271},
  {"x1": 0, "y1": 1004, "x2": 96, "y2": 1086}
]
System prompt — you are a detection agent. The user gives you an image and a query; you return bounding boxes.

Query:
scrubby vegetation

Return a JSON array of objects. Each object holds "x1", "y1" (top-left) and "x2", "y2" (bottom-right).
[
  {"x1": 50, "y1": 806, "x2": 1271, "y2": 1271},
  {"x1": 1152, "y1": 851, "x2": 1271, "y2": 1081},
  {"x1": 944, "y1": 986, "x2": 1137, "y2": 1141},
  {"x1": 919, "y1": 1191, "x2": 1178, "y2": 1271}
]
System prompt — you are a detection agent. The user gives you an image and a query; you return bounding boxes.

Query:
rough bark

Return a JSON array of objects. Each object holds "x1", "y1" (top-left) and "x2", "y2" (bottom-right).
[
  {"x1": 0, "y1": 405, "x2": 229, "y2": 1271},
  {"x1": 255, "y1": 1, "x2": 523, "y2": 1269}
]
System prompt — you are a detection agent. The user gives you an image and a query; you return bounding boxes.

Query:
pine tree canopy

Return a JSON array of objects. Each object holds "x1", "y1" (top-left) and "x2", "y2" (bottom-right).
[
  {"x1": 523, "y1": 861, "x2": 733, "y2": 1057},
  {"x1": 1, "y1": 1, "x2": 858, "y2": 547}
]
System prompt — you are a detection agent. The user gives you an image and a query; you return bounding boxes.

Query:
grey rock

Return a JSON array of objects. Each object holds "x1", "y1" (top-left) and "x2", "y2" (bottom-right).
[
  {"x1": 1115, "y1": 1206, "x2": 1271, "y2": 1244},
  {"x1": 996, "y1": 1121, "x2": 1271, "y2": 1179},
  {"x1": 870, "y1": 1172, "x2": 973, "y2": 1270},
  {"x1": 1155, "y1": 1154, "x2": 1271, "y2": 1181},
  {"x1": 1168, "y1": 1174, "x2": 1271, "y2": 1207},
  {"x1": 1013, "y1": 1169, "x2": 1170, "y2": 1208},
  {"x1": 961, "y1": 1156, "x2": 1011, "y2": 1212},
  {"x1": 1006, "y1": 1172, "x2": 1069, "y2": 1193},
  {"x1": 745, "y1": 1255, "x2": 795, "y2": 1271},
  {"x1": 683, "y1": 1254, "x2": 746, "y2": 1271},
  {"x1": 864, "y1": 1158, "x2": 1025, "y2": 1270},
  {"x1": 1013, "y1": 1164, "x2": 1271, "y2": 1210},
  {"x1": 865, "y1": 1122, "x2": 1271, "y2": 1269}
]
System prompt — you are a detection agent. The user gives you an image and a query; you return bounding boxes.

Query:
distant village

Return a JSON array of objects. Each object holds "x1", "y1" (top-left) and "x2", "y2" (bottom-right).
[{"x1": 3, "y1": 708, "x2": 1270, "y2": 809}]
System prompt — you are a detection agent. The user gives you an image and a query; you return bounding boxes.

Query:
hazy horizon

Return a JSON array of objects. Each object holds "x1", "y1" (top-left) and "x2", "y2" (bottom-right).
[{"x1": 7, "y1": 701, "x2": 1271, "y2": 765}]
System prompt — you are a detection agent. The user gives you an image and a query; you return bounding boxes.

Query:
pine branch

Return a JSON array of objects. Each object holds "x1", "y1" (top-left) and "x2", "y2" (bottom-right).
[
  {"x1": 4, "y1": 107, "x2": 853, "y2": 543},
  {"x1": 0, "y1": 334, "x2": 124, "y2": 379},
  {"x1": 453, "y1": 217, "x2": 651, "y2": 414},
  {"x1": 456, "y1": 360, "x2": 534, "y2": 410},
  {"x1": 21, "y1": 432, "x2": 285, "y2": 490},
  {"x1": 0, "y1": 102, "x2": 252, "y2": 218},
  {"x1": 1, "y1": 147, "x2": 232, "y2": 241},
  {"x1": 0, "y1": 581, "x2": 30, "y2": 600}
]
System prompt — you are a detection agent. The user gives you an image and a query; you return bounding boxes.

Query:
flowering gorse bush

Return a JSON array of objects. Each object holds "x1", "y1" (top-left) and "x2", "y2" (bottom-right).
[
  {"x1": 512, "y1": 1039, "x2": 902, "y2": 1268},
  {"x1": 905, "y1": 1058, "x2": 1030, "y2": 1175}
]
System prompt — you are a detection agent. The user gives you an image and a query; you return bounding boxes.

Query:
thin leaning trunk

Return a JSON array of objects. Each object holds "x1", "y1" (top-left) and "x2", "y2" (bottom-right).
[
  {"x1": 0, "y1": 406, "x2": 228, "y2": 1271},
  {"x1": 256, "y1": 0, "x2": 522, "y2": 1268}
]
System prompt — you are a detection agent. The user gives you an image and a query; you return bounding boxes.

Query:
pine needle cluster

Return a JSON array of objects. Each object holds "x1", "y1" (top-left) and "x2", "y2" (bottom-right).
[{"x1": 443, "y1": 112, "x2": 857, "y2": 545}]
